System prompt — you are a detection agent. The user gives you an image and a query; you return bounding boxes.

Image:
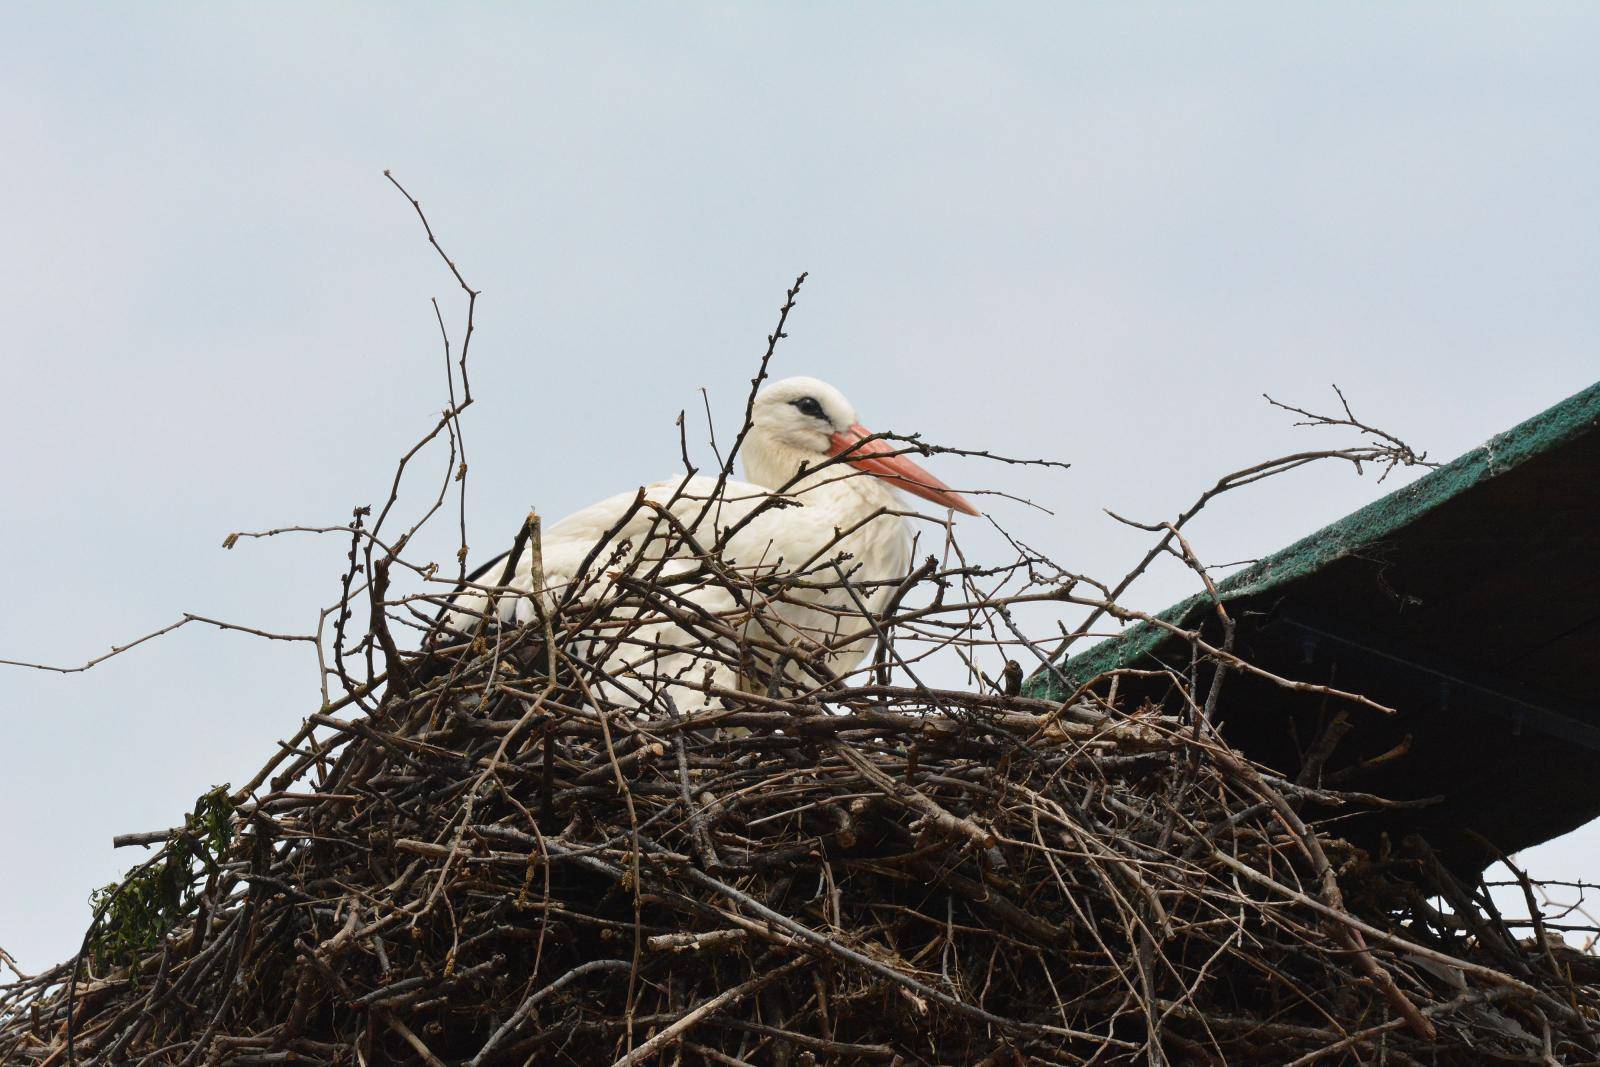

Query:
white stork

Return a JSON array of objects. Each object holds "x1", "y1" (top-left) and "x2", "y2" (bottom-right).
[{"x1": 439, "y1": 376, "x2": 979, "y2": 714}]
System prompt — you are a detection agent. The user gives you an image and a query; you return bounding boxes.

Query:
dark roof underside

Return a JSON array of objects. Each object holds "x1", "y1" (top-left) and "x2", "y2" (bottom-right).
[{"x1": 1027, "y1": 380, "x2": 1600, "y2": 870}]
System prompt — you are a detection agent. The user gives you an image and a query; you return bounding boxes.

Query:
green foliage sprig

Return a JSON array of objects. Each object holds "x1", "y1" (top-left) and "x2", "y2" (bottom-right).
[{"x1": 86, "y1": 786, "x2": 234, "y2": 974}]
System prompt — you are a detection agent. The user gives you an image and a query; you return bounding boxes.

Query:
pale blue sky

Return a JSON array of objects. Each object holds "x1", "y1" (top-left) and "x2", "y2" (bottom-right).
[{"x1": 3, "y1": 4, "x2": 1598, "y2": 971}]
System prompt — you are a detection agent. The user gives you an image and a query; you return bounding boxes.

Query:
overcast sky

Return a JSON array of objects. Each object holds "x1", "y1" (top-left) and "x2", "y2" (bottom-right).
[{"x1": 3, "y1": 5, "x2": 1597, "y2": 972}]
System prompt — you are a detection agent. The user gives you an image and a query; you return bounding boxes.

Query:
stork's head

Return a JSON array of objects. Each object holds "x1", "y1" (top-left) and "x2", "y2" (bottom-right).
[{"x1": 745, "y1": 376, "x2": 980, "y2": 516}]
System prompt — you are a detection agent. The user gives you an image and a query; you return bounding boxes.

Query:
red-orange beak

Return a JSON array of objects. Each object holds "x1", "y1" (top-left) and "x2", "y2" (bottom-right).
[{"x1": 827, "y1": 423, "x2": 981, "y2": 517}]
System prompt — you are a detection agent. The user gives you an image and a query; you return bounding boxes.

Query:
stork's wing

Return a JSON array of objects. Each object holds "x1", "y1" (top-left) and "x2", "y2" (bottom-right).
[{"x1": 436, "y1": 474, "x2": 782, "y2": 633}]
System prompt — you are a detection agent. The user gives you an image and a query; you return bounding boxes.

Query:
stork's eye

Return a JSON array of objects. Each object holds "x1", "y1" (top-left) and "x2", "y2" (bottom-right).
[
  {"x1": 790, "y1": 396, "x2": 827, "y2": 421},
  {"x1": 787, "y1": 396, "x2": 825, "y2": 422}
]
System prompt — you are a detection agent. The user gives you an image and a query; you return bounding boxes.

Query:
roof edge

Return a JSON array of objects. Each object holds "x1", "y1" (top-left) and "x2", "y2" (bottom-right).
[{"x1": 1026, "y1": 379, "x2": 1600, "y2": 700}]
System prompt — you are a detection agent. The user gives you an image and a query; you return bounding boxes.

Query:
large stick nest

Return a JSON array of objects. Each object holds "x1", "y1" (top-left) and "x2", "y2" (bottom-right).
[{"x1": 3, "y1": 613, "x2": 1598, "y2": 1065}]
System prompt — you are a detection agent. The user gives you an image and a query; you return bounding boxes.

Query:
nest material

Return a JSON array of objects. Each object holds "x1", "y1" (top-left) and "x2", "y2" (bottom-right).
[{"x1": 3, "y1": 621, "x2": 1598, "y2": 1065}]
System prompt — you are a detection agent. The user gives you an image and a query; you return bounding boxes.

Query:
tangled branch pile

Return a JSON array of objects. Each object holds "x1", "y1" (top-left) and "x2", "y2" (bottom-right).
[
  {"x1": 4, "y1": 181, "x2": 1597, "y2": 1066},
  {"x1": 3, "y1": 602, "x2": 1599, "y2": 1065}
]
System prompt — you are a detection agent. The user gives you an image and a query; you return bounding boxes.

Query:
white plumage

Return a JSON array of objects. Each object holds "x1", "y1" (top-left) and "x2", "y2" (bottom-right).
[{"x1": 440, "y1": 377, "x2": 978, "y2": 715}]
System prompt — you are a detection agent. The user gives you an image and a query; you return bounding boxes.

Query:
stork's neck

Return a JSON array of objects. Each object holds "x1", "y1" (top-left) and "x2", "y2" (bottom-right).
[
  {"x1": 741, "y1": 430, "x2": 915, "y2": 626},
  {"x1": 742, "y1": 433, "x2": 901, "y2": 515},
  {"x1": 742, "y1": 432, "x2": 809, "y2": 493}
]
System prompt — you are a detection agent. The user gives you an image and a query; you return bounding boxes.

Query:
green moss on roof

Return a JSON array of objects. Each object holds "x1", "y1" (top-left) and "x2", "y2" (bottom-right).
[{"x1": 1026, "y1": 379, "x2": 1600, "y2": 701}]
